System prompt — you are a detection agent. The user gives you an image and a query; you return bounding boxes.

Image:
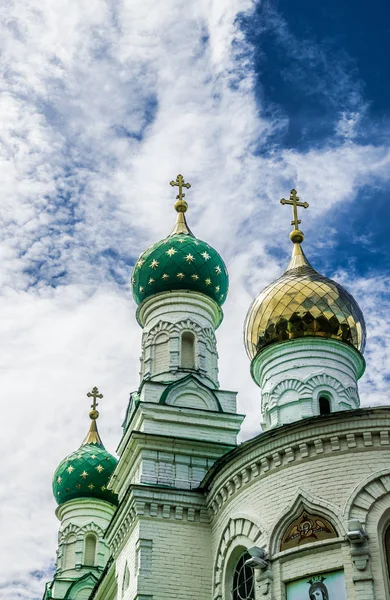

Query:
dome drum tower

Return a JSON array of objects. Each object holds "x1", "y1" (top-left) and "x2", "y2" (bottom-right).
[{"x1": 244, "y1": 190, "x2": 366, "y2": 430}]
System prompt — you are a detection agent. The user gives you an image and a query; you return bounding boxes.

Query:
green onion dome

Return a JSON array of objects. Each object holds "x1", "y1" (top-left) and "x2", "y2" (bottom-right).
[
  {"x1": 131, "y1": 175, "x2": 228, "y2": 307},
  {"x1": 52, "y1": 398, "x2": 118, "y2": 507}
]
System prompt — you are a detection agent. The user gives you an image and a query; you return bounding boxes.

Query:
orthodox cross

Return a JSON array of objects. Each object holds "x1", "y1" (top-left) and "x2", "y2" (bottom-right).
[
  {"x1": 170, "y1": 174, "x2": 191, "y2": 202},
  {"x1": 280, "y1": 189, "x2": 309, "y2": 229},
  {"x1": 87, "y1": 386, "x2": 103, "y2": 412}
]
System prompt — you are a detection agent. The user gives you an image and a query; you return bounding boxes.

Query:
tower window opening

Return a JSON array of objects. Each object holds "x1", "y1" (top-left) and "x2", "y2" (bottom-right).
[
  {"x1": 181, "y1": 332, "x2": 195, "y2": 369},
  {"x1": 84, "y1": 533, "x2": 97, "y2": 566},
  {"x1": 319, "y1": 396, "x2": 331, "y2": 416},
  {"x1": 232, "y1": 552, "x2": 255, "y2": 600},
  {"x1": 63, "y1": 533, "x2": 77, "y2": 570}
]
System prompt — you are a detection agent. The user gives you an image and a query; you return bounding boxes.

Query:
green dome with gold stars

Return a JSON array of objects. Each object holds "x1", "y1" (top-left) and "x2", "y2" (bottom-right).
[
  {"x1": 131, "y1": 174, "x2": 228, "y2": 307},
  {"x1": 52, "y1": 388, "x2": 118, "y2": 507}
]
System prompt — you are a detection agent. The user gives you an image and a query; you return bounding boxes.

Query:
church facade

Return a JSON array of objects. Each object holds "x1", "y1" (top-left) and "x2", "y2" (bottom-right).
[{"x1": 43, "y1": 177, "x2": 390, "y2": 600}]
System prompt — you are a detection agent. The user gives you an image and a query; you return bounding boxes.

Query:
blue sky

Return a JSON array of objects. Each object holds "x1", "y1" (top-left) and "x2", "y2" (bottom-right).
[{"x1": 0, "y1": 1, "x2": 389, "y2": 597}]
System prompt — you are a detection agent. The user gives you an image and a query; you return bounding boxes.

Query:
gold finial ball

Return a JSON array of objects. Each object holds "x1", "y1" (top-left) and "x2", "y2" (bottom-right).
[
  {"x1": 290, "y1": 229, "x2": 304, "y2": 244},
  {"x1": 174, "y1": 199, "x2": 188, "y2": 213},
  {"x1": 89, "y1": 409, "x2": 99, "y2": 420}
]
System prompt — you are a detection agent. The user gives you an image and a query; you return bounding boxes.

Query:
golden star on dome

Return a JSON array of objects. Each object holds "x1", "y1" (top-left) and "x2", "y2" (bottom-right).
[
  {"x1": 162, "y1": 273, "x2": 169, "y2": 280},
  {"x1": 88, "y1": 483, "x2": 95, "y2": 490},
  {"x1": 131, "y1": 276, "x2": 135, "y2": 284},
  {"x1": 191, "y1": 274, "x2": 199, "y2": 280},
  {"x1": 148, "y1": 278, "x2": 154, "y2": 284},
  {"x1": 81, "y1": 471, "x2": 88, "y2": 479},
  {"x1": 205, "y1": 278, "x2": 211, "y2": 285},
  {"x1": 67, "y1": 465, "x2": 74, "y2": 474},
  {"x1": 57, "y1": 476, "x2": 62, "y2": 484},
  {"x1": 136, "y1": 258, "x2": 145, "y2": 267},
  {"x1": 177, "y1": 238, "x2": 185, "y2": 243},
  {"x1": 101, "y1": 485, "x2": 106, "y2": 491},
  {"x1": 77, "y1": 454, "x2": 82, "y2": 459},
  {"x1": 215, "y1": 266, "x2": 222, "y2": 274},
  {"x1": 140, "y1": 286, "x2": 144, "y2": 292},
  {"x1": 96, "y1": 465, "x2": 104, "y2": 473},
  {"x1": 185, "y1": 254, "x2": 195, "y2": 262},
  {"x1": 91, "y1": 455, "x2": 96, "y2": 459},
  {"x1": 76, "y1": 483, "x2": 81, "y2": 489},
  {"x1": 215, "y1": 286, "x2": 220, "y2": 292},
  {"x1": 150, "y1": 259, "x2": 159, "y2": 269},
  {"x1": 177, "y1": 272, "x2": 185, "y2": 279},
  {"x1": 201, "y1": 251, "x2": 210, "y2": 260},
  {"x1": 167, "y1": 247, "x2": 177, "y2": 256}
]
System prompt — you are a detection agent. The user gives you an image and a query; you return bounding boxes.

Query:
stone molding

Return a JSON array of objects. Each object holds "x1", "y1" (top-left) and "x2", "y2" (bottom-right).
[
  {"x1": 137, "y1": 290, "x2": 222, "y2": 329},
  {"x1": 59, "y1": 520, "x2": 105, "y2": 543},
  {"x1": 205, "y1": 412, "x2": 390, "y2": 520},
  {"x1": 263, "y1": 372, "x2": 359, "y2": 412},
  {"x1": 106, "y1": 485, "x2": 208, "y2": 558},
  {"x1": 213, "y1": 515, "x2": 264, "y2": 600},
  {"x1": 344, "y1": 468, "x2": 390, "y2": 525}
]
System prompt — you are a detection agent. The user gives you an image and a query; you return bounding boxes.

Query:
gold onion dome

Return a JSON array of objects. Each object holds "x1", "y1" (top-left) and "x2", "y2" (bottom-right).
[
  {"x1": 52, "y1": 387, "x2": 118, "y2": 506},
  {"x1": 131, "y1": 174, "x2": 228, "y2": 307},
  {"x1": 244, "y1": 189, "x2": 366, "y2": 361}
]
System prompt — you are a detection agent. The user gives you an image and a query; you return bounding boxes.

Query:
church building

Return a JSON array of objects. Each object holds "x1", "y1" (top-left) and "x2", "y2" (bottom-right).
[{"x1": 43, "y1": 176, "x2": 390, "y2": 600}]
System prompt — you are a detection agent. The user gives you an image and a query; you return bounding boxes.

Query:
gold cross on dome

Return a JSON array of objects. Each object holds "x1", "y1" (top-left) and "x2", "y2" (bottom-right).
[
  {"x1": 170, "y1": 174, "x2": 191, "y2": 202},
  {"x1": 87, "y1": 386, "x2": 103, "y2": 411},
  {"x1": 280, "y1": 189, "x2": 309, "y2": 230}
]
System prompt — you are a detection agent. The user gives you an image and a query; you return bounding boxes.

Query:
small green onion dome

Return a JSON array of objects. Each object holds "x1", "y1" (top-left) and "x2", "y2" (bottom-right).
[
  {"x1": 131, "y1": 175, "x2": 228, "y2": 307},
  {"x1": 52, "y1": 406, "x2": 118, "y2": 507}
]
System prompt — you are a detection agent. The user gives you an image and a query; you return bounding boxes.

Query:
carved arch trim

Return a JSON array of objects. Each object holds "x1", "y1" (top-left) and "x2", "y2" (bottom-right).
[
  {"x1": 269, "y1": 488, "x2": 343, "y2": 555},
  {"x1": 213, "y1": 515, "x2": 266, "y2": 599},
  {"x1": 344, "y1": 469, "x2": 390, "y2": 525},
  {"x1": 80, "y1": 521, "x2": 104, "y2": 537},
  {"x1": 59, "y1": 523, "x2": 82, "y2": 543}
]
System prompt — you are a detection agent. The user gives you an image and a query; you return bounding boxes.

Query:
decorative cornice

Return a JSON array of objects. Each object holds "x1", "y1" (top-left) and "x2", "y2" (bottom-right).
[
  {"x1": 105, "y1": 485, "x2": 208, "y2": 558},
  {"x1": 203, "y1": 408, "x2": 390, "y2": 519},
  {"x1": 137, "y1": 290, "x2": 223, "y2": 329}
]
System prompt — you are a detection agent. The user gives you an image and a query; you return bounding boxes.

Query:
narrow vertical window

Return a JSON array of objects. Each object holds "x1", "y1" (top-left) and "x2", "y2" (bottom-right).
[
  {"x1": 63, "y1": 533, "x2": 77, "y2": 570},
  {"x1": 385, "y1": 523, "x2": 390, "y2": 582},
  {"x1": 181, "y1": 332, "x2": 195, "y2": 369},
  {"x1": 232, "y1": 552, "x2": 255, "y2": 600},
  {"x1": 153, "y1": 333, "x2": 169, "y2": 374},
  {"x1": 319, "y1": 396, "x2": 331, "y2": 415},
  {"x1": 123, "y1": 562, "x2": 130, "y2": 590},
  {"x1": 84, "y1": 534, "x2": 97, "y2": 566}
]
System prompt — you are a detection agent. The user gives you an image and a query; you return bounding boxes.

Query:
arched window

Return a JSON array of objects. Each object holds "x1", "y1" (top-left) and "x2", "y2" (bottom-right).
[
  {"x1": 232, "y1": 552, "x2": 255, "y2": 600},
  {"x1": 319, "y1": 396, "x2": 331, "y2": 415},
  {"x1": 84, "y1": 533, "x2": 97, "y2": 566},
  {"x1": 385, "y1": 523, "x2": 390, "y2": 581},
  {"x1": 153, "y1": 333, "x2": 169, "y2": 374},
  {"x1": 181, "y1": 332, "x2": 195, "y2": 369},
  {"x1": 63, "y1": 533, "x2": 77, "y2": 570}
]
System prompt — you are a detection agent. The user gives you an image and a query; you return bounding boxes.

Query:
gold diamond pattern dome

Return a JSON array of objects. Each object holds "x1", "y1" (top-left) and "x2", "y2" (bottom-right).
[{"x1": 244, "y1": 243, "x2": 366, "y2": 361}]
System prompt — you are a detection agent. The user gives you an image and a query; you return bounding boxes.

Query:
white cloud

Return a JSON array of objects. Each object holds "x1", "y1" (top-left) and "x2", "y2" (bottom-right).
[{"x1": 0, "y1": 0, "x2": 389, "y2": 597}]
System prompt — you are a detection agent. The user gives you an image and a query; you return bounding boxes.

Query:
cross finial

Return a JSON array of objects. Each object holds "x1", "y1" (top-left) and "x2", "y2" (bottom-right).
[
  {"x1": 280, "y1": 189, "x2": 309, "y2": 243},
  {"x1": 87, "y1": 386, "x2": 103, "y2": 420},
  {"x1": 170, "y1": 174, "x2": 191, "y2": 213}
]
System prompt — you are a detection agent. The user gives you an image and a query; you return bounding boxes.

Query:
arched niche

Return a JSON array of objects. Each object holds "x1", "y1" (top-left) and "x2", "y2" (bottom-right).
[
  {"x1": 280, "y1": 510, "x2": 338, "y2": 551},
  {"x1": 63, "y1": 533, "x2": 77, "y2": 570}
]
